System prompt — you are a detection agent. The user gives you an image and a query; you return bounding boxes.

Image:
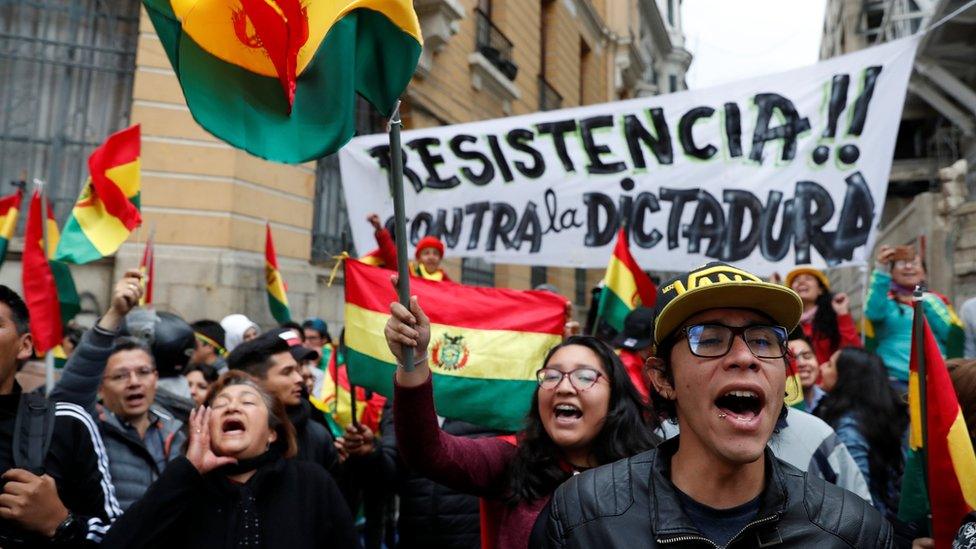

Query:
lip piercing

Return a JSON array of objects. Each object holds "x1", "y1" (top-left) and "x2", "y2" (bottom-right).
[{"x1": 718, "y1": 413, "x2": 728, "y2": 418}]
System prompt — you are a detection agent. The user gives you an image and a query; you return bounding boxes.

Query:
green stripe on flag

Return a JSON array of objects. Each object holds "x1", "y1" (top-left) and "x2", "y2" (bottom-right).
[
  {"x1": 50, "y1": 260, "x2": 80, "y2": 324},
  {"x1": 346, "y1": 347, "x2": 534, "y2": 432},
  {"x1": 0, "y1": 237, "x2": 9, "y2": 269},
  {"x1": 172, "y1": 9, "x2": 421, "y2": 163},
  {"x1": 596, "y1": 287, "x2": 632, "y2": 333},
  {"x1": 897, "y1": 448, "x2": 929, "y2": 522},
  {"x1": 268, "y1": 295, "x2": 291, "y2": 324},
  {"x1": 55, "y1": 216, "x2": 105, "y2": 264}
]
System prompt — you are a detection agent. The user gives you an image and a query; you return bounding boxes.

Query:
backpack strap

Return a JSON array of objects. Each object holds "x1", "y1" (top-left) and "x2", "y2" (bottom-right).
[{"x1": 13, "y1": 392, "x2": 56, "y2": 475}]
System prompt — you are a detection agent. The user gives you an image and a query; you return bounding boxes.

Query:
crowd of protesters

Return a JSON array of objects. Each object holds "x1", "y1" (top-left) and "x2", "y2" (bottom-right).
[{"x1": 2, "y1": 228, "x2": 975, "y2": 548}]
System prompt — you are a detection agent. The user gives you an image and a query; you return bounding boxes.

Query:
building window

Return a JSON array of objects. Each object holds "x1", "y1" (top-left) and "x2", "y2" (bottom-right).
[
  {"x1": 0, "y1": 0, "x2": 140, "y2": 229},
  {"x1": 311, "y1": 96, "x2": 384, "y2": 264},
  {"x1": 669, "y1": 74, "x2": 678, "y2": 93},
  {"x1": 667, "y1": 0, "x2": 676, "y2": 26},
  {"x1": 579, "y1": 41, "x2": 592, "y2": 105},
  {"x1": 462, "y1": 258, "x2": 495, "y2": 287},
  {"x1": 575, "y1": 268, "x2": 588, "y2": 305},
  {"x1": 474, "y1": 3, "x2": 517, "y2": 80},
  {"x1": 530, "y1": 266, "x2": 547, "y2": 288}
]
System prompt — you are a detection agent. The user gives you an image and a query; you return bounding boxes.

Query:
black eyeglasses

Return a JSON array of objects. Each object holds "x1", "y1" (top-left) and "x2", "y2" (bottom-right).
[
  {"x1": 674, "y1": 323, "x2": 788, "y2": 359},
  {"x1": 535, "y1": 368, "x2": 604, "y2": 391}
]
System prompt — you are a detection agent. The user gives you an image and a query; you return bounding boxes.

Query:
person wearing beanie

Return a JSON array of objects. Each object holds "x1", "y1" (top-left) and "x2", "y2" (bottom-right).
[
  {"x1": 220, "y1": 314, "x2": 259, "y2": 353},
  {"x1": 190, "y1": 319, "x2": 228, "y2": 374},
  {"x1": 367, "y1": 213, "x2": 451, "y2": 281}
]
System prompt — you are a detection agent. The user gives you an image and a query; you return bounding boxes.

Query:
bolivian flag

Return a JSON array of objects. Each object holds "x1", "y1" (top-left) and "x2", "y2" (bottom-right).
[
  {"x1": 265, "y1": 223, "x2": 291, "y2": 323},
  {"x1": 345, "y1": 260, "x2": 566, "y2": 432},
  {"x1": 898, "y1": 308, "x2": 976, "y2": 547},
  {"x1": 55, "y1": 125, "x2": 141, "y2": 264},
  {"x1": 141, "y1": 0, "x2": 422, "y2": 164},
  {"x1": 0, "y1": 189, "x2": 23, "y2": 269},
  {"x1": 596, "y1": 228, "x2": 656, "y2": 333},
  {"x1": 22, "y1": 192, "x2": 80, "y2": 354}
]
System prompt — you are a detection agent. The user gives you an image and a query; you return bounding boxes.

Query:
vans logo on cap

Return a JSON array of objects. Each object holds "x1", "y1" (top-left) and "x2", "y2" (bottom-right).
[{"x1": 661, "y1": 265, "x2": 763, "y2": 297}]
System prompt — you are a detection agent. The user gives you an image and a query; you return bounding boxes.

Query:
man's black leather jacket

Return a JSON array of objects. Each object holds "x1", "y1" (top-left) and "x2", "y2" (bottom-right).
[{"x1": 536, "y1": 437, "x2": 892, "y2": 548}]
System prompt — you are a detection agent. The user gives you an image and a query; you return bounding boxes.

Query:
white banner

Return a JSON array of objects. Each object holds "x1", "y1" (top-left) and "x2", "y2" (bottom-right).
[{"x1": 339, "y1": 37, "x2": 919, "y2": 275}]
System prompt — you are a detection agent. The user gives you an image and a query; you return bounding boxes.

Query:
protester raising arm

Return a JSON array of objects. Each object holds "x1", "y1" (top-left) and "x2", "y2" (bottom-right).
[
  {"x1": 386, "y1": 281, "x2": 656, "y2": 548},
  {"x1": 50, "y1": 270, "x2": 143, "y2": 414},
  {"x1": 386, "y1": 296, "x2": 517, "y2": 498}
]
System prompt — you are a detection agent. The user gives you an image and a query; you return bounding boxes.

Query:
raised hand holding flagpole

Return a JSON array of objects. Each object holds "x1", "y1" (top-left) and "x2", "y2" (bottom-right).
[{"x1": 387, "y1": 100, "x2": 415, "y2": 372}]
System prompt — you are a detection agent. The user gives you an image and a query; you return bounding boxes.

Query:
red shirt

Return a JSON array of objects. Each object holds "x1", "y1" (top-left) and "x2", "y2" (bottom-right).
[{"x1": 801, "y1": 312, "x2": 862, "y2": 364}]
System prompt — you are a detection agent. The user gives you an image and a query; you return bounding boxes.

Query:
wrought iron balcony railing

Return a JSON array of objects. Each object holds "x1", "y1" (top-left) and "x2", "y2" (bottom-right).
[{"x1": 474, "y1": 8, "x2": 517, "y2": 80}]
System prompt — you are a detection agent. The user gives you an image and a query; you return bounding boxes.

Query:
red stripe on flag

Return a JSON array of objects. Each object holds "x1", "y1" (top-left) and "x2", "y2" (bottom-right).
[
  {"x1": 613, "y1": 228, "x2": 656, "y2": 307},
  {"x1": 0, "y1": 190, "x2": 22, "y2": 214},
  {"x1": 139, "y1": 237, "x2": 154, "y2": 305},
  {"x1": 913, "y1": 316, "x2": 976, "y2": 546},
  {"x1": 87, "y1": 125, "x2": 141, "y2": 230},
  {"x1": 345, "y1": 259, "x2": 565, "y2": 334},
  {"x1": 22, "y1": 191, "x2": 63, "y2": 354},
  {"x1": 265, "y1": 223, "x2": 280, "y2": 269}
]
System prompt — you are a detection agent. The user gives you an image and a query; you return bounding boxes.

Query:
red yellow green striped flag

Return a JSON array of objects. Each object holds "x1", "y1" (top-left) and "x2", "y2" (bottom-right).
[
  {"x1": 898, "y1": 308, "x2": 976, "y2": 546},
  {"x1": 55, "y1": 125, "x2": 141, "y2": 264},
  {"x1": 265, "y1": 223, "x2": 291, "y2": 323},
  {"x1": 141, "y1": 0, "x2": 422, "y2": 164},
  {"x1": 22, "y1": 191, "x2": 80, "y2": 354},
  {"x1": 596, "y1": 228, "x2": 656, "y2": 333},
  {"x1": 0, "y1": 188, "x2": 23, "y2": 269},
  {"x1": 344, "y1": 259, "x2": 567, "y2": 431}
]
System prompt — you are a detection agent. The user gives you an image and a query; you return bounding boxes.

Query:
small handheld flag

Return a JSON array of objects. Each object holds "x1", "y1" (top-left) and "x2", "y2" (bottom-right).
[
  {"x1": 55, "y1": 125, "x2": 142, "y2": 264},
  {"x1": 265, "y1": 223, "x2": 291, "y2": 323},
  {"x1": 595, "y1": 227, "x2": 657, "y2": 334},
  {"x1": 0, "y1": 188, "x2": 23, "y2": 269}
]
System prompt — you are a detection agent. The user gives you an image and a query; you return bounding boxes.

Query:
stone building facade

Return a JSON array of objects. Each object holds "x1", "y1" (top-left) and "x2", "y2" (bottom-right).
[{"x1": 0, "y1": 0, "x2": 689, "y2": 330}]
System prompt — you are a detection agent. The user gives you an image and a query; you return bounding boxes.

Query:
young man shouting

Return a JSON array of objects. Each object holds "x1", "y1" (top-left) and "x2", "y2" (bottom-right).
[{"x1": 537, "y1": 262, "x2": 891, "y2": 548}]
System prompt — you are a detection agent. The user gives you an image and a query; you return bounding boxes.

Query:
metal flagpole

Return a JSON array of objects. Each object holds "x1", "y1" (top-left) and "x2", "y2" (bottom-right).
[
  {"x1": 387, "y1": 100, "x2": 415, "y2": 371},
  {"x1": 340, "y1": 229, "x2": 359, "y2": 427},
  {"x1": 35, "y1": 179, "x2": 56, "y2": 395},
  {"x1": 911, "y1": 283, "x2": 933, "y2": 536}
]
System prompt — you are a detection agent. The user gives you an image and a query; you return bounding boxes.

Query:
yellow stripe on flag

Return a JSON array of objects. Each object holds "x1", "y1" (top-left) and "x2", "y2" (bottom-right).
[
  {"x1": 44, "y1": 219, "x2": 61, "y2": 257},
  {"x1": 604, "y1": 254, "x2": 640, "y2": 307},
  {"x1": 73, "y1": 179, "x2": 133, "y2": 256},
  {"x1": 345, "y1": 304, "x2": 561, "y2": 381},
  {"x1": 266, "y1": 261, "x2": 288, "y2": 304},
  {"x1": 947, "y1": 411, "x2": 976, "y2": 508},
  {"x1": 172, "y1": 0, "x2": 422, "y2": 79},
  {"x1": 105, "y1": 158, "x2": 140, "y2": 198},
  {"x1": 0, "y1": 209, "x2": 17, "y2": 240},
  {"x1": 908, "y1": 370, "x2": 922, "y2": 449}
]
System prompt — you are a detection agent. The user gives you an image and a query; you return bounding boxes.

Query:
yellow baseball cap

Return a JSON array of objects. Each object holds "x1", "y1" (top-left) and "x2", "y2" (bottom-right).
[
  {"x1": 653, "y1": 262, "x2": 803, "y2": 345},
  {"x1": 784, "y1": 267, "x2": 830, "y2": 291}
]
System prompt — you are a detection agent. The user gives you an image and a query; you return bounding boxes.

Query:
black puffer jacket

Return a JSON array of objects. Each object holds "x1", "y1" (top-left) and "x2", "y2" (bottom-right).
[
  {"x1": 289, "y1": 400, "x2": 340, "y2": 476},
  {"x1": 373, "y1": 400, "x2": 502, "y2": 548},
  {"x1": 102, "y1": 454, "x2": 357, "y2": 548},
  {"x1": 537, "y1": 437, "x2": 893, "y2": 548}
]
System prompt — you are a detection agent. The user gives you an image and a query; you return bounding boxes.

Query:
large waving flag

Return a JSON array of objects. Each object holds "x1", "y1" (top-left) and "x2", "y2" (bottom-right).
[
  {"x1": 345, "y1": 259, "x2": 566, "y2": 431},
  {"x1": 265, "y1": 223, "x2": 291, "y2": 323},
  {"x1": 22, "y1": 191, "x2": 80, "y2": 354},
  {"x1": 898, "y1": 303, "x2": 976, "y2": 547},
  {"x1": 55, "y1": 125, "x2": 141, "y2": 263},
  {"x1": 0, "y1": 188, "x2": 23, "y2": 269},
  {"x1": 595, "y1": 227, "x2": 656, "y2": 333},
  {"x1": 141, "y1": 0, "x2": 422, "y2": 163}
]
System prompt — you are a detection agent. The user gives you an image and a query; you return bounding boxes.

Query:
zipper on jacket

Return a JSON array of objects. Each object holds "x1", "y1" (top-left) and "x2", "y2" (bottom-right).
[{"x1": 656, "y1": 514, "x2": 779, "y2": 548}]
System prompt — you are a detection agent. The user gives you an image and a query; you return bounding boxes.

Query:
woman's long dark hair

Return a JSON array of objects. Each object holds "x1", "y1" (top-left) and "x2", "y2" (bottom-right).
[
  {"x1": 811, "y1": 286, "x2": 841, "y2": 349},
  {"x1": 506, "y1": 335, "x2": 657, "y2": 504},
  {"x1": 816, "y1": 348, "x2": 907, "y2": 511}
]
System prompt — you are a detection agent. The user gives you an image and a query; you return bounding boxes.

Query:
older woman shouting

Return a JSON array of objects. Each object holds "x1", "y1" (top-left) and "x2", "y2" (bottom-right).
[{"x1": 102, "y1": 371, "x2": 357, "y2": 548}]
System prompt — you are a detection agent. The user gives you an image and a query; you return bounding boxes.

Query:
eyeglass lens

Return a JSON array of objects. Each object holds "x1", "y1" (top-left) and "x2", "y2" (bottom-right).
[{"x1": 686, "y1": 324, "x2": 786, "y2": 359}]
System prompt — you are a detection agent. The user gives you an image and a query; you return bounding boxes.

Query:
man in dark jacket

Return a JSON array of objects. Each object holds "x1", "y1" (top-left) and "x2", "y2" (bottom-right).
[
  {"x1": 51, "y1": 270, "x2": 186, "y2": 510},
  {"x1": 537, "y1": 262, "x2": 892, "y2": 548},
  {"x1": 0, "y1": 285, "x2": 121, "y2": 546},
  {"x1": 227, "y1": 330, "x2": 339, "y2": 474}
]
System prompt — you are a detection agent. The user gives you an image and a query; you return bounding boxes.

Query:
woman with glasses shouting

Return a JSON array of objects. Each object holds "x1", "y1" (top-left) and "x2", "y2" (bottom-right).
[{"x1": 384, "y1": 297, "x2": 656, "y2": 548}]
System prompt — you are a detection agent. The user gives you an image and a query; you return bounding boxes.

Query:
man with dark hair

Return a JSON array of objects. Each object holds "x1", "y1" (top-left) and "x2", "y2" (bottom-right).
[
  {"x1": 189, "y1": 319, "x2": 227, "y2": 374},
  {"x1": 537, "y1": 262, "x2": 892, "y2": 548},
  {"x1": 227, "y1": 329, "x2": 339, "y2": 474},
  {"x1": 0, "y1": 285, "x2": 120, "y2": 545},
  {"x1": 51, "y1": 271, "x2": 186, "y2": 510}
]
